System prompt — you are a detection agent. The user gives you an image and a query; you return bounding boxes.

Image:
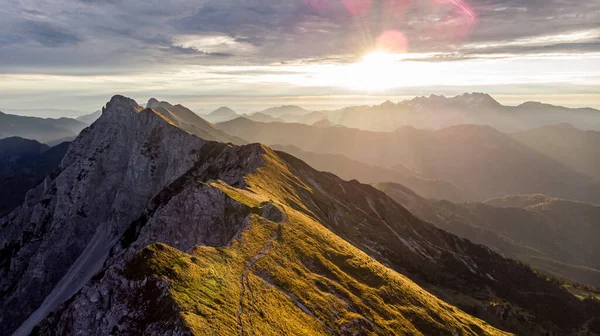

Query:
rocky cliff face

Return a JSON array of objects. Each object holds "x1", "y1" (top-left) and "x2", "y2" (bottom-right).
[{"x1": 0, "y1": 96, "x2": 262, "y2": 335}]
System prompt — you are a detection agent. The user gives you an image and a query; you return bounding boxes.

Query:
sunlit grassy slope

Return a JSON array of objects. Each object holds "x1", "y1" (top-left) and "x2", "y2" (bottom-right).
[{"x1": 124, "y1": 147, "x2": 509, "y2": 335}]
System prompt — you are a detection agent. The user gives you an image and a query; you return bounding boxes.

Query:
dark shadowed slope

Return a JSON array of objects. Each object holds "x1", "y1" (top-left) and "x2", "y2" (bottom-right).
[
  {"x1": 375, "y1": 182, "x2": 600, "y2": 287},
  {"x1": 0, "y1": 111, "x2": 87, "y2": 144},
  {"x1": 512, "y1": 124, "x2": 600, "y2": 181},
  {"x1": 217, "y1": 118, "x2": 600, "y2": 204},
  {"x1": 0, "y1": 137, "x2": 69, "y2": 216}
]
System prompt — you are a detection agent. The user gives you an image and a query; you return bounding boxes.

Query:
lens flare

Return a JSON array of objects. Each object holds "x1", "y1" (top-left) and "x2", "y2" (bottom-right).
[
  {"x1": 342, "y1": 0, "x2": 372, "y2": 16},
  {"x1": 376, "y1": 30, "x2": 408, "y2": 53},
  {"x1": 435, "y1": 0, "x2": 476, "y2": 21},
  {"x1": 383, "y1": 0, "x2": 414, "y2": 18}
]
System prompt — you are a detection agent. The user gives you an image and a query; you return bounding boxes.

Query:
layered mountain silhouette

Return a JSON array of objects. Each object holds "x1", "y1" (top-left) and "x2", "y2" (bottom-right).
[
  {"x1": 0, "y1": 111, "x2": 87, "y2": 144},
  {"x1": 204, "y1": 106, "x2": 239, "y2": 124},
  {"x1": 0, "y1": 137, "x2": 70, "y2": 216},
  {"x1": 2, "y1": 95, "x2": 599, "y2": 335},
  {"x1": 512, "y1": 124, "x2": 600, "y2": 181},
  {"x1": 237, "y1": 94, "x2": 600, "y2": 132},
  {"x1": 216, "y1": 119, "x2": 600, "y2": 204},
  {"x1": 244, "y1": 111, "x2": 282, "y2": 123},
  {"x1": 76, "y1": 110, "x2": 102, "y2": 125},
  {"x1": 376, "y1": 183, "x2": 600, "y2": 287},
  {"x1": 271, "y1": 144, "x2": 473, "y2": 202}
]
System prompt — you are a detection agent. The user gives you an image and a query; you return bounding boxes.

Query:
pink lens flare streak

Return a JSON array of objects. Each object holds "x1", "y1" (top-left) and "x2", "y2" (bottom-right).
[
  {"x1": 436, "y1": 0, "x2": 477, "y2": 21},
  {"x1": 342, "y1": 0, "x2": 372, "y2": 16}
]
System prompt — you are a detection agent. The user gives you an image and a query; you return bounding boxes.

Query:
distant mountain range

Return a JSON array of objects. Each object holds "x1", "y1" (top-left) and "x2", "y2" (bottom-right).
[
  {"x1": 76, "y1": 110, "x2": 102, "y2": 125},
  {"x1": 271, "y1": 144, "x2": 474, "y2": 202},
  {"x1": 217, "y1": 93, "x2": 600, "y2": 132},
  {"x1": 0, "y1": 108, "x2": 86, "y2": 118},
  {"x1": 376, "y1": 183, "x2": 600, "y2": 287},
  {"x1": 513, "y1": 124, "x2": 600, "y2": 181},
  {"x1": 0, "y1": 110, "x2": 87, "y2": 144},
  {"x1": 2, "y1": 95, "x2": 599, "y2": 335},
  {"x1": 217, "y1": 118, "x2": 600, "y2": 204}
]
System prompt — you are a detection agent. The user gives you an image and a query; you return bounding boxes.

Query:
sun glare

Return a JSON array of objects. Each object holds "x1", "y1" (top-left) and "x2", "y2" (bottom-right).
[{"x1": 348, "y1": 51, "x2": 405, "y2": 91}]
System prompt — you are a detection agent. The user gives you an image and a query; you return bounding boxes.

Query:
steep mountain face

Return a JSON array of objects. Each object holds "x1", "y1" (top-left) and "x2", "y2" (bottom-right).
[
  {"x1": 0, "y1": 111, "x2": 87, "y2": 144},
  {"x1": 512, "y1": 124, "x2": 600, "y2": 181},
  {"x1": 271, "y1": 144, "x2": 474, "y2": 202},
  {"x1": 1, "y1": 95, "x2": 514, "y2": 336},
  {"x1": 375, "y1": 183, "x2": 600, "y2": 287},
  {"x1": 0, "y1": 137, "x2": 69, "y2": 216},
  {"x1": 216, "y1": 118, "x2": 600, "y2": 204},
  {"x1": 204, "y1": 106, "x2": 239, "y2": 123}
]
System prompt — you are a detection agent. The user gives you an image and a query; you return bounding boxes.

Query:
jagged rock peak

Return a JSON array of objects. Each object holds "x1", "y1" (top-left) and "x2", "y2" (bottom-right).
[
  {"x1": 457, "y1": 92, "x2": 500, "y2": 106},
  {"x1": 102, "y1": 95, "x2": 142, "y2": 117}
]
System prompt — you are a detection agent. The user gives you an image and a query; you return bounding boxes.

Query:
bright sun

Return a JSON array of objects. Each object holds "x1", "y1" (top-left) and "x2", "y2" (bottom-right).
[{"x1": 348, "y1": 51, "x2": 405, "y2": 91}]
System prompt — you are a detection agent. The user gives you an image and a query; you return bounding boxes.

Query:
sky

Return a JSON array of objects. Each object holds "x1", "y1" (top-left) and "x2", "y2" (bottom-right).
[{"x1": 0, "y1": 0, "x2": 599, "y2": 115}]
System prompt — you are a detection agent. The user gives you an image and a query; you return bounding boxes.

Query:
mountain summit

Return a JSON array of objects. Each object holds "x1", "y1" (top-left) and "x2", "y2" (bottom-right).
[{"x1": 204, "y1": 106, "x2": 239, "y2": 123}]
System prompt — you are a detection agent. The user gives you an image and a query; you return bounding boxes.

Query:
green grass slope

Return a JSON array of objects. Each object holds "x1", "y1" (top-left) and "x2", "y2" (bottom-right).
[{"x1": 124, "y1": 181, "x2": 508, "y2": 336}]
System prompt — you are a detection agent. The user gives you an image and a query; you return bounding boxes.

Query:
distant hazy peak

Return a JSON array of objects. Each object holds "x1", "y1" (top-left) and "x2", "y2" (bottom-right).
[
  {"x1": 380, "y1": 100, "x2": 396, "y2": 108},
  {"x1": 259, "y1": 105, "x2": 311, "y2": 117},
  {"x1": 312, "y1": 118, "x2": 332, "y2": 128},
  {"x1": 407, "y1": 92, "x2": 500, "y2": 107},
  {"x1": 146, "y1": 97, "x2": 173, "y2": 110},
  {"x1": 209, "y1": 106, "x2": 236, "y2": 115},
  {"x1": 453, "y1": 92, "x2": 500, "y2": 106}
]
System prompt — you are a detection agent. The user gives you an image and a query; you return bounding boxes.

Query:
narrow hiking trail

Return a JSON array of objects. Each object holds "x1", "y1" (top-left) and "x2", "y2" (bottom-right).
[{"x1": 236, "y1": 205, "x2": 287, "y2": 335}]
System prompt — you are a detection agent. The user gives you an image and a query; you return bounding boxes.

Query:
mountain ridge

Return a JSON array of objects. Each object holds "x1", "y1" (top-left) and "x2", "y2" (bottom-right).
[
  {"x1": 0, "y1": 111, "x2": 87, "y2": 144},
  {"x1": 2, "y1": 95, "x2": 599, "y2": 335}
]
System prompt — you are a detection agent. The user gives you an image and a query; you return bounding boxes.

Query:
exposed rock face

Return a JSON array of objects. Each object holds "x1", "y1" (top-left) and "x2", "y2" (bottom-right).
[{"x1": 0, "y1": 96, "x2": 262, "y2": 335}]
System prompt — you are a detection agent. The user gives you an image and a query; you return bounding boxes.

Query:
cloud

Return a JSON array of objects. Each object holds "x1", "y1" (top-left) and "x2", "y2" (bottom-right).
[
  {"x1": 0, "y1": 0, "x2": 598, "y2": 73},
  {"x1": 20, "y1": 19, "x2": 81, "y2": 47}
]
